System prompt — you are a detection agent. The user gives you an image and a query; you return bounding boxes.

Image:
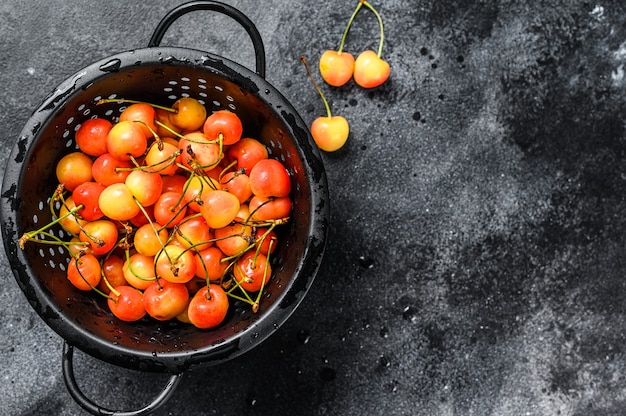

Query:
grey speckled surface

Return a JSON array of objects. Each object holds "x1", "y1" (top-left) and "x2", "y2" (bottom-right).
[{"x1": 2, "y1": 0, "x2": 626, "y2": 415}]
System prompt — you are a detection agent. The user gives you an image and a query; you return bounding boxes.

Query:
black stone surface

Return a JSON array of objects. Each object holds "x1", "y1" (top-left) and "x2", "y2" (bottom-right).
[{"x1": 2, "y1": 0, "x2": 626, "y2": 415}]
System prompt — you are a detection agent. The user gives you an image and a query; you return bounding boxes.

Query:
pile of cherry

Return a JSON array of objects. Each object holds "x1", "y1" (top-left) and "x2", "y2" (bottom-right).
[{"x1": 19, "y1": 97, "x2": 292, "y2": 330}]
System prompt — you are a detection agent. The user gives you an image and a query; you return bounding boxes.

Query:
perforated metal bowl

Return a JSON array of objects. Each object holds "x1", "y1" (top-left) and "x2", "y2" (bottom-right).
[{"x1": 0, "y1": 1, "x2": 328, "y2": 414}]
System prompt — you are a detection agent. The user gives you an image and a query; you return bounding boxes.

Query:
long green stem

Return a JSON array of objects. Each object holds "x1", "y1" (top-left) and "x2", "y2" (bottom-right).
[
  {"x1": 338, "y1": 1, "x2": 364, "y2": 53},
  {"x1": 363, "y1": 1, "x2": 385, "y2": 58}
]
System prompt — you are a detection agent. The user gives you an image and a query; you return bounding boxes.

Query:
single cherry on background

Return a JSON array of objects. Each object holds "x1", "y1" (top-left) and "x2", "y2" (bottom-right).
[
  {"x1": 354, "y1": 49, "x2": 390, "y2": 89},
  {"x1": 352, "y1": 1, "x2": 390, "y2": 88},
  {"x1": 318, "y1": 0, "x2": 361, "y2": 87},
  {"x1": 319, "y1": 50, "x2": 355, "y2": 87},
  {"x1": 302, "y1": 56, "x2": 349, "y2": 152}
]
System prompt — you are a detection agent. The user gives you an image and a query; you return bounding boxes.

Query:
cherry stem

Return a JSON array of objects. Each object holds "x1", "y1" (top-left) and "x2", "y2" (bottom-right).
[
  {"x1": 19, "y1": 204, "x2": 83, "y2": 249},
  {"x1": 363, "y1": 1, "x2": 386, "y2": 58},
  {"x1": 301, "y1": 56, "x2": 333, "y2": 119},
  {"x1": 338, "y1": 1, "x2": 364, "y2": 54},
  {"x1": 96, "y1": 98, "x2": 176, "y2": 113}
]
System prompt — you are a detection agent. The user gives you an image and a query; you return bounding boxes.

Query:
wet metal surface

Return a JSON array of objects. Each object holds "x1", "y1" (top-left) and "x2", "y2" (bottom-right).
[{"x1": 2, "y1": 0, "x2": 626, "y2": 415}]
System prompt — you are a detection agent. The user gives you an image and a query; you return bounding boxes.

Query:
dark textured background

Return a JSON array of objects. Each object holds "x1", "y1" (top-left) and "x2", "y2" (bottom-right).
[{"x1": 2, "y1": 0, "x2": 626, "y2": 415}]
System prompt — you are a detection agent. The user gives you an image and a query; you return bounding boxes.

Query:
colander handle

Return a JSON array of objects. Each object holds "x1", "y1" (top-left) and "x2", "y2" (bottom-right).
[
  {"x1": 62, "y1": 342, "x2": 183, "y2": 416},
  {"x1": 147, "y1": 0, "x2": 266, "y2": 78}
]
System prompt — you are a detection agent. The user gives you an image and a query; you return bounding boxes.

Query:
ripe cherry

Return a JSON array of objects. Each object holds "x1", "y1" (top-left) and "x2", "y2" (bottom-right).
[
  {"x1": 233, "y1": 250, "x2": 271, "y2": 293},
  {"x1": 318, "y1": 1, "x2": 359, "y2": 87},
  {"x1": 122, "y1": 252, "x2": 157, "y2": 290},
  {"x1": 67, "y1": 253, "x2": 102, "y2": 291},
  {"x1": 75, "y1": 118, "x2": 112, "y2": 157},
  {"x1": 179, "y1": 131, "x2": 222, "y2": 172},
  {"x1": 176, "y1": 215, "x2": 213, "y2": 252},
  {"x1": 106, "y1": 120, "x2": 148, "y2": 161},
  {"x1": 56, "y1": 152, "x2": 93, "y2": 191},
  {"x1": 107, "y1": 285, "x2": 146, "y2": 322},
  {"x1": 353, "y1": 1, "x2": 390, "y2": 88},
  {"x1": 98, "y1": 255, "x2": 126, "y2": 295},
  {"x1": 226, "y1": 137, "x2": 268, "y2": 175},
  {"x1": 214, "y1": 222, "x2": 253, "y2": 257},
  {"x1": 119, "y1": 103, "x2": 157, "y2": 139},
  {"x1": 153, "y1": 191, "x2": 187, "y2": 228},
  {"x1": 169, "y1": 97, "x2": 207, "y2": 132},
  {"x1": 302, "y1": 56, "x2": 349, "y2": 152},
  {"x1": 354, "y1": 49, "x2": 390, "y2": 88},
  {"x1": 125, "y1": 169, "x2": 163, "y2": 207},
  {"x1": 249, "y1": 195, "x2": 292, "y2": 221},
  {"x1": 92, "y1": 153, "x2": 133, "y2": 186},
  {"x1": 134, "y1": 223, "x2": 168, "y2": 257},
  {"x1": 155, "y1": 244, "x2": 197, "y2": 284},
  {"x1": 143, "y1": 279, "x2": 190, "y2": 321},
  {"x1": 144, "y1": 138, "x2": 180, "y2": 176},
  {"x1": 98, "y1": 183, "x2": 141, "y2": 221},
  {"x1": 194, "y1": 246, "x2": 228, "y2": 281},
  {"x1": 203, "y1": 110, "x2": 243, "y2": 146},
  {"x1": 79, "y1": 219, "x2": 119, "y2": 256},
  {"x1": 220, "y1": 170, "x2": 252, "y2": 204},
  {"x1": 187, "y1": 284, "x2": 229, "y2": 329},
  {"x1": 319, "y1": 50, "x2": 355, "y2": 87},
  {"x1": 199, "y1": 190, "x2": 240, "y2": 229},
  {"x1": 72, "y1": 181, "x2": 106, "y2": 221},
  {"x1": 58, "y1": 196, "x2": 87, "y2": 235},
  {"x1": 249, "y1": 159, "x2": 291, "y2": 198}
]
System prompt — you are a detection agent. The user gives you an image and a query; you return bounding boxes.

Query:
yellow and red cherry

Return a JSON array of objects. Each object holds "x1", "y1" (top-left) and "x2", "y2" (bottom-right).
[
  {"x1": 319, "y1": 0, "x2": 362, "y2": 87},
  {"x1": 310, "y1": 115, "x2": 350, "y2": 152},
  {"x1": 354, "y1": 1, "x2": 390, "y2": 88},
  {"x1": 353, "y1": 49, "x2": 390, "y2": 88},
  {"x1": 302, "y1": 56, "x2": 349, "y2": 152},
  {"x1": 319, "y1": 50, "x2": 354, "y2": 87}
]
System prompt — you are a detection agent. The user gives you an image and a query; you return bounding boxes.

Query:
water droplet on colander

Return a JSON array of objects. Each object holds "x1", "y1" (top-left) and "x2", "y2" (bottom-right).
[
  {"x1": 264, "y1": 89, "x2": 270, "y2": 94},
  {"x1": 99, "y1": 58, "x2": 121, "y2": 73},
  {"x1": 151, "y1": 351, "x2": 157, "y2": 357}
]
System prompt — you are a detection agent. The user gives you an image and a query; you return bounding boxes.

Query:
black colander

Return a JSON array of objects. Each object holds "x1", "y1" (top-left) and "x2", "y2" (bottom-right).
[{"x1": 0, "y1": 1, "x2": 328, "y2": 414}]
